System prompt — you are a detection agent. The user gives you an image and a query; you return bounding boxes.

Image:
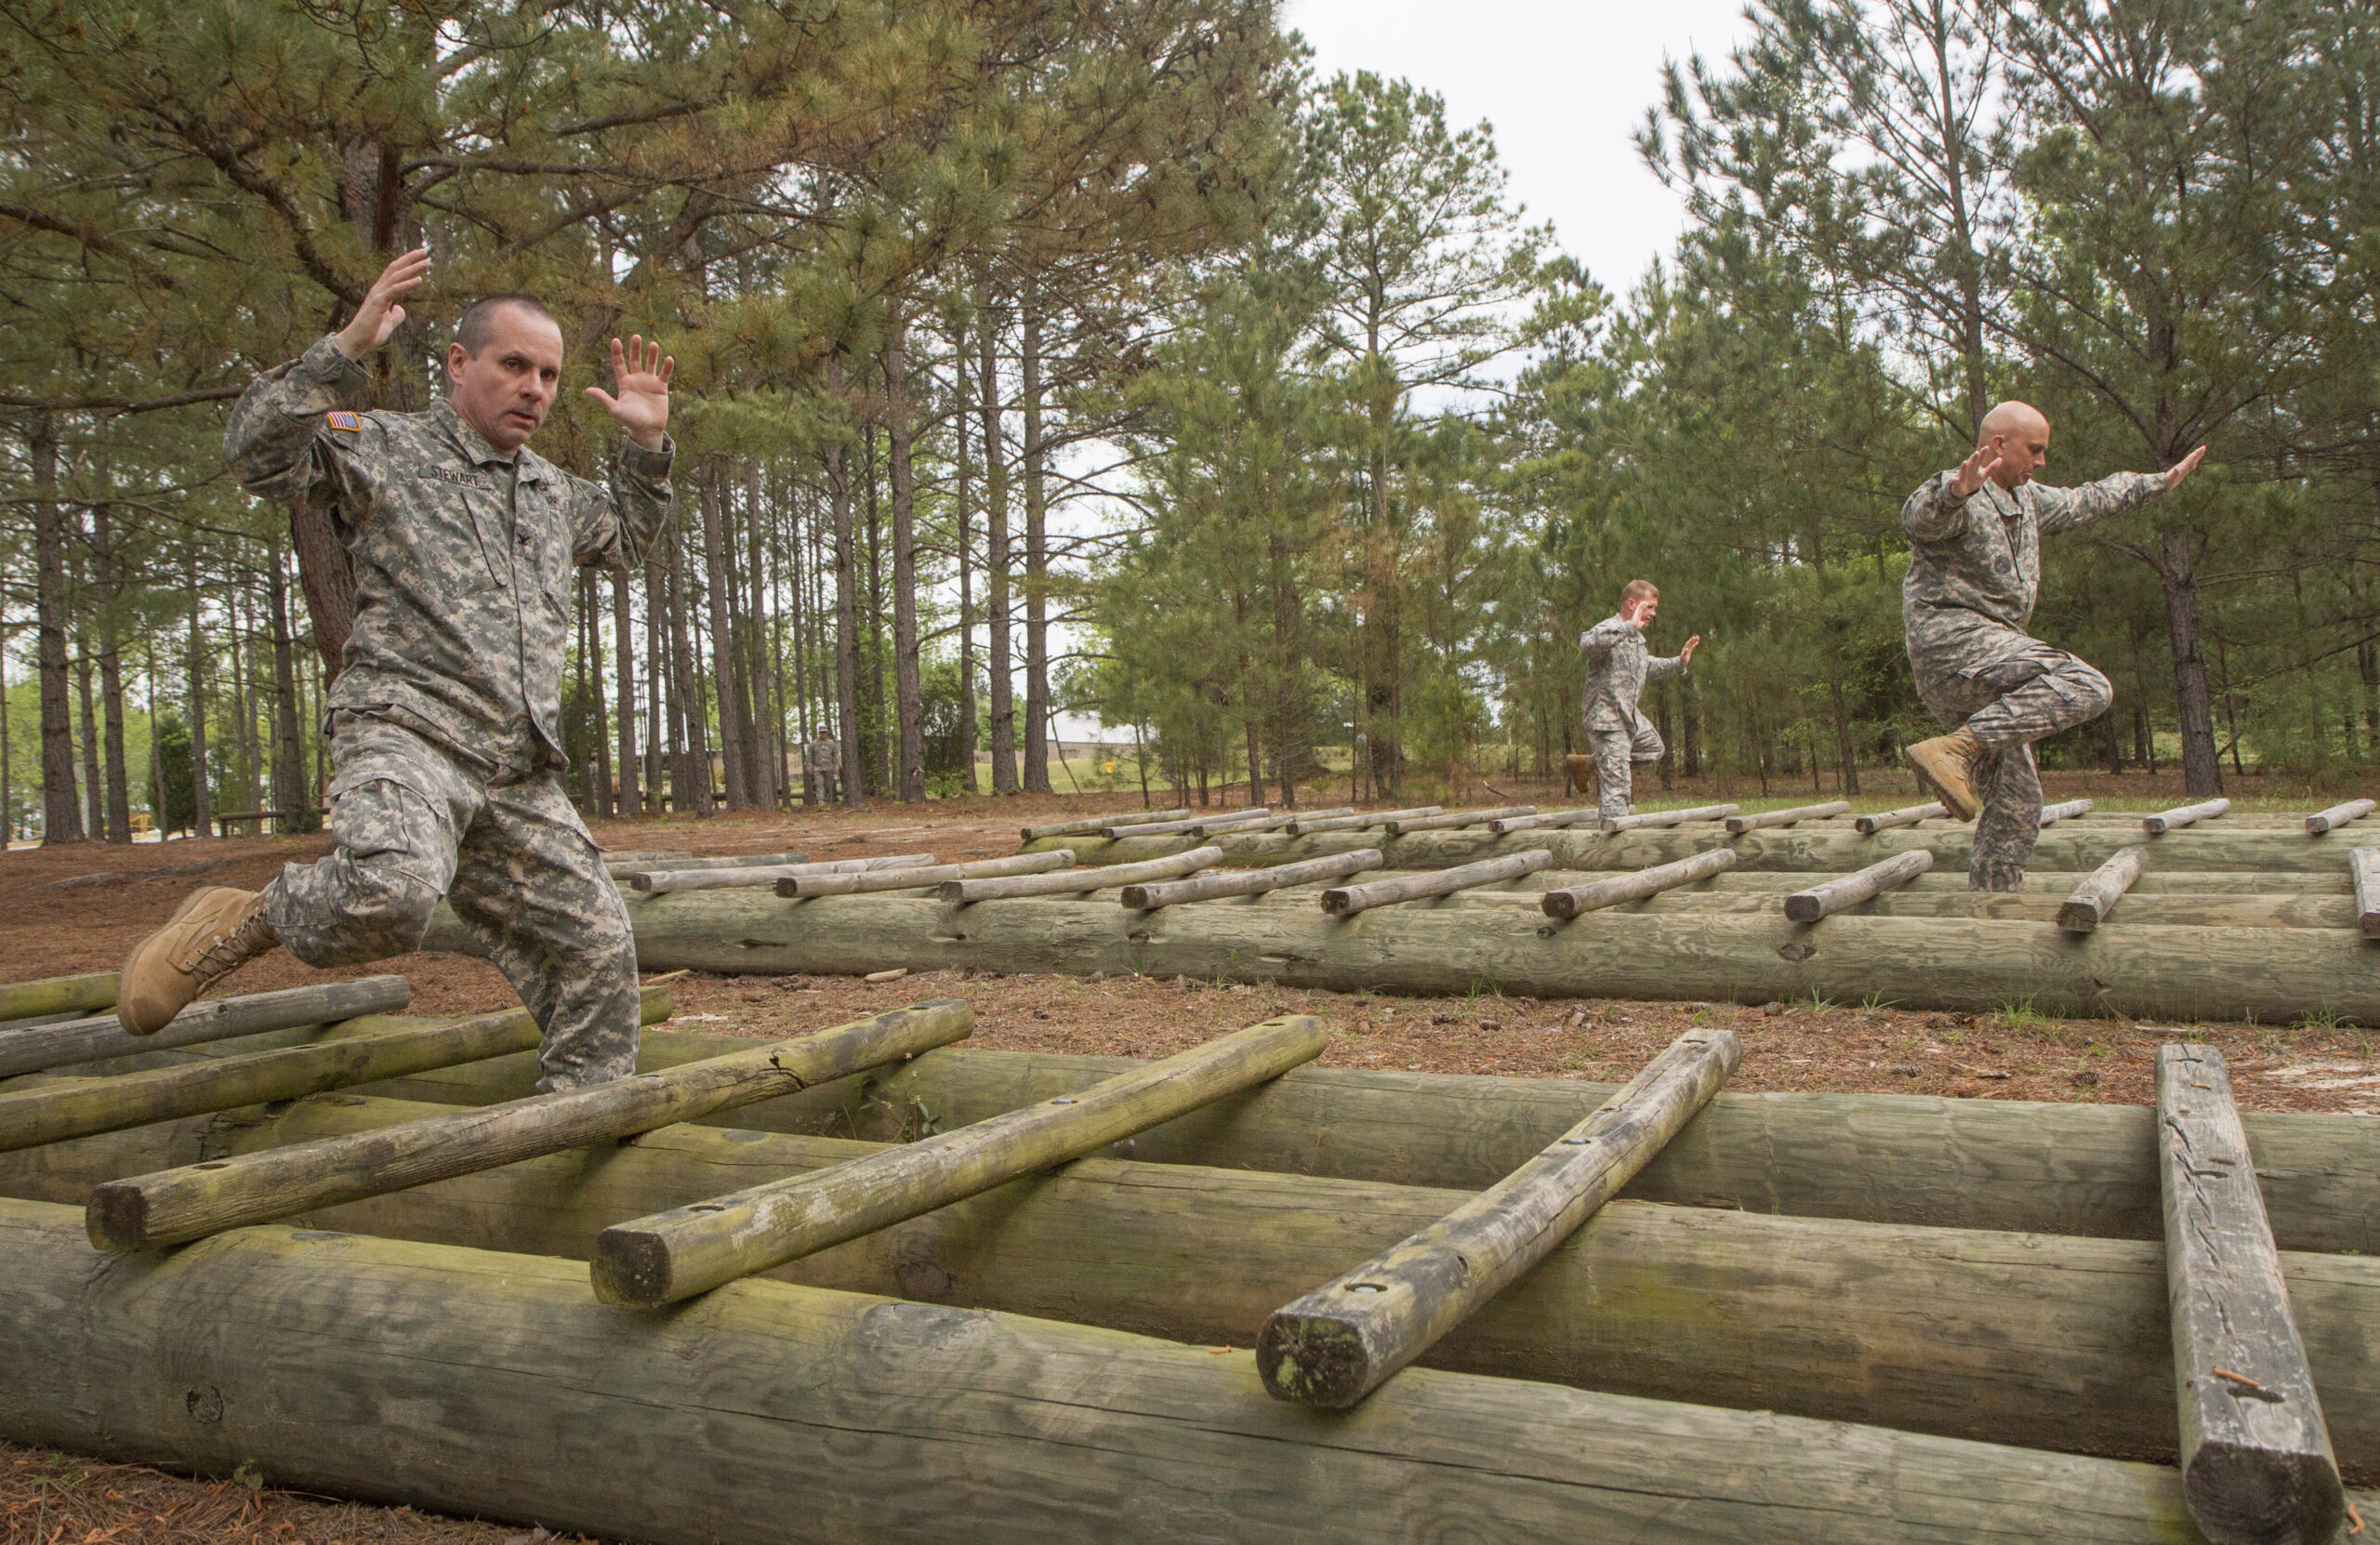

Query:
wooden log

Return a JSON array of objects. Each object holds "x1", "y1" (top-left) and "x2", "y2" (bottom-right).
[
  {"x1": 2308, "y1": 799, "x2": 2377, "y2": 837},
  {"x1": 0, "y1": 987, "x2": 673, "y2": 1154},
  {"x1": 1855, "y1": 802, "x2": 1944, "y2": 835},
  {"x1": 1782, "y1": 851, "x2": 1935, "y2": 922},
  {"x1": 1725, "y1": 800, "x2": 1851, "y2": 834},
  {"x1": 85, "y1": 1000, "x2": 974, "y2": 1252},
  {"x1": 1189, "y1": 807, "x2": 1355, "y2": 838},
  {"x1": 1487, "y1": 808, "x2": 1597, "y2": 836},
  {"x1": 18, "y1": 1093, "x2": 2380, "y2": 1476},
  {"x1": 609, "y1": 850, "x2": 809, "y2": 876},
  {"x1": 1261, "y1": 1028, "x2": 1737, "y2": 1408},
  {"x1": 1385, "y1": 805, "x2": 1533, "y2": 835},
  {"x1": 779, "y1": 852, "x2": 1073, "y2": 899},
  {"x1": 1120, "y1": 850, "x2": 1382, "y2": 909},
  {"x1": 0, "y1": 977, "x2": 412, "y2": 1079},
  {"x1": 0, "y1": 971, "x2": 116, "y2": 1023},
  {"x1": 598, "y1": 849, "x2": 693, "y2": 864},
  {"x1": 2057, "y1": 847, "x2": 2150, "y2": 934},
  {"x1": 2159, "y1": 1045, "x2": 2346, "y2": 1544},
  {"x1": 1021, "y1": 810, "x2": 1186, "y2": 842},
  {"x1": 1540, "y1": 849, "x2": 1740, "y2": 919},
  {"x1": 2147, "y1": 798, "x2": 2232, "y2": 836},
  {"x1": 592, "y1": 1014, "x2": 1329, "y2": 1306},
  {"x1": 1319, "y1": 850, "x2": 1554, "y2": 916},
  {"x1": 940, "y1": 845, "x2": 1223, "y2": 904},
  {"x1": 2041, "y1": 798, "x2": 2095, "y2": 825},
  {"x1": 2357, "y1": 848, "x2": 2380, "y2": 939},
  {"x1": 1597, "y1": 803, "x2": 1738, "y2": 834},
  {"x1": 1287, "y1": 806, "x2": 1439, "y2": 836},
  {"x1": 1477, "y1": 888, "x2": 2360, "y2": 931},
  {"x1": 631, "y1": 853, "x2": 935, "y2": 894},
  {"x1": 8, "y1": 1196, "x2": 2327, "y2": 1545},
  {"x1": 1102, "y1": 808, "x2": 1266, "y2": 839}
]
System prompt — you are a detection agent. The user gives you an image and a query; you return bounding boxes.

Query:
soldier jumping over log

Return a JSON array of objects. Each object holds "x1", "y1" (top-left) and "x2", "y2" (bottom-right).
[
  {"x1": 1900, "y1": 401, "x2": 2204, "y2": 890},
  {"x1": 1580, "y1": 581, "x2": 1699, "y2": 823},
  {"x1": 114, "y1": 248, "x2": 678, "y2": 1091}
]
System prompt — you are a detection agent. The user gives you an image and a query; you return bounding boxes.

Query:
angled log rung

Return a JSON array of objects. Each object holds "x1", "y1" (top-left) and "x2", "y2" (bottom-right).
[
  {"x1": 2356, "y1": 850, "x2": 2380, "y2": 941},
  {"x1": 2056, "y1": 847, "x2": 2149, "y2": 934},
  {"x1": 1540, "y1": 849, "x2": 1739, "y2": 919},
  {"x1": 0, "y1": 976, "x2": 413, "y2": 1080},
  {"x1": 1782, "y1": 852, "x2": 1935, "y2": 922},
  {"x1": 1122, "y1": 850, "x2": 1382, "y2": 910},
  {"x1": 1855, "y1": 802, "x2": 1944, "y2": 836},
  {"x1": 2146, "y1": 799, "x2": 2231, "y2": 836},
  {"x1": 2307, "y1": 799, "x2": 2377, "y2": 837},
  {"x1": 1597, "y1": 803, "x2": 1739, "y2": 835},
  {"x1": 1320, "y1": 851, "x2": 1554, "y2": 916},
  {"x1": 2039, "y1": 799, "x2": 2095, "y2": 825},
  {"x1": 1022, "y1": 811, "x2": 1188, "y2": 842},
  {"x1": 942, "y1": 846, "x2": 1223, "y2": 904},
  {"x1": 1724, "y1": 801, "x2": 1851, "y2": 835}
]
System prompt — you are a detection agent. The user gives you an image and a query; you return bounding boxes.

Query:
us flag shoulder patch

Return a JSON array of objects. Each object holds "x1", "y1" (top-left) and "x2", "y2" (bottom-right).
[{"x1": 325, "y1": 410, "x2": 364, "y2": 432}]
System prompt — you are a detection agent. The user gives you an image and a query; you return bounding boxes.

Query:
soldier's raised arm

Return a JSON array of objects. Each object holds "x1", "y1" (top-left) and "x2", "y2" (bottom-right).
[
  {"x1": 568, "y1": 335, "x2": 677, "y2": 570},
  {"x1": 2033, "y1": 446, "x2": 2204, "y2": 536},
  {"x1": 1579, "y1": 616, "x2": 1629, "y2": 664},
  {"x1": 1902, "y1": 440, "x2": 2003, "y2": 542},
  {"x1": 1645, "y1": 632, "x2": 1699, "y2": 682}
]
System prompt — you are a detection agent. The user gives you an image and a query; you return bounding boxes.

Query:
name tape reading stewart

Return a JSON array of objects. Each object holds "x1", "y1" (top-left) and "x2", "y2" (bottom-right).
[{"x1": 420, "y1": 467, "x2": 494, "y2": 491}]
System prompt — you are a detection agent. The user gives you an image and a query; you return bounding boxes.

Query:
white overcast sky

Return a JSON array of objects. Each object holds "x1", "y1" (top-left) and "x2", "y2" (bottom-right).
[{"x1": 1280, "y1": 0, "x2": 1759, "y2": 298}]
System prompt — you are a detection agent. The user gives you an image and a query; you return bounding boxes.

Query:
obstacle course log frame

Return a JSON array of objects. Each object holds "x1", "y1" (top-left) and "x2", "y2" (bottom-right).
[
  {"x1": 1261, "y1": 1029, "x2": 1738, "y2": 1407},
  {"x1": 1541, "y1": 849, "x2": 1739, "y2": 919},
  {"x1": 1340, "y1": 886, "x2": 2357, "y2": 929},
  {"x1": 940, "y1": 845, "x2": 1223, "y2": 904},
  {"x1": 1783, "y1": 852, "x2": 1934, "y2": 922},
  {"x1": 1120, "y1": 850, "x2": 1382, "y2": 909},
  {"x1": 593, "y1": 1014, "x2": 1329, "y2": 1305},
  {"x1": 2147, "y1": 799, "x2": 2231, "y2": 836},
  {"x1": 1726, "y1": 800, "x2": 1851, "y2": 835},
  {"x1": 2159, "y1": 1045, "x2": 2345, "y2": 1545},
  {"x1": 1856, "y1": 803, "x2": 1944, "y2": 835},
  {"x1": 1022, "y1": 811, "x2": 1186, "y2": 842},
  {"x1": 631, "y1": 853, "x2": 934, "y2": 894},
  {"x1": 2308, "y1": 799, "x2": 2376, "y2": 837},
  {"x1": 1287, "y1": 807, "x2": 1439, "y2": 836},
  {"x1": 1598, "y1": 803, "x2": 1737, "y2": 834},
  {"x1": 1386, "y1": 805, "x2": 1533, "y2": 835},
  {"x1": 779, "y1": 852, "x2": 1071, "y2": 899},
  {"x1": 2058, "y1": 848, "x2": 2149, "y2": 934},
  {"x1": 0, "y1": 971, "x2": 116, "y2": 1023},
  {"x1": 0, "y1": 977, "x2": 412, "y2": 1079},
  {"x1": 1102, "y1": 809, "x2": 1265, "y2": 839},
  {"x1": 83, "y1": 999, "x2": 974, "y2": 1252},
  {"x1": 0, "y1": 988, "x2": 674, "y2": 1154},
  {"x1": 1319, "y1": 850, "x2": 1554, "y2": 915},
  {"x1": 1488, "y1": 808, "x2": 1597, "y2": 836}
]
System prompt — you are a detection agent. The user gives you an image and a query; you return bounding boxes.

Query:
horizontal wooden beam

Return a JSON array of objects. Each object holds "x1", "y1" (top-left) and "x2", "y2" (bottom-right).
[
  {"x1": 0, "y1": 971, "x2": 116, "y2": 1023},
  {"x1": 1488, "y1": 808, "x2": 1597, "y2": 836},
  {"x1": 1021, "y1": 811, "x2": 1185, "y2": 842},
  {"x1": 1725, "y1": 801, "x2": 1851, "y2": 835},
  {"x1": 1193, "y1": 807, "x2": 1353, "y2": 838},
  {"x1": 2040, "y1": 798, "x2": 2095, "y2": 825},
  {"x1": 1597, "y1": 803, "x2": 1737, "y2": 834},
  {"x1": 1854, "y1": 802, "x2": 1943, "y2": 835},
  {"x1": 1119, "y1": 850, "x2": 1381, "y2": 909},
  {"x1": 1783, "y1": 852, "x2": 1935, "y2": 921},
  {"x1": 1386, "y1": 805, "x2": 1532, "y2": 835},
  {"x1": 2147, "y1": 799, "x2": 2231, "y2": 836},
  {"x1": 1287, "y1": 807, "x2": 1439, "y2": 836},
  {"x1": 630, "y1": 853, "x2": 934, "y2": 894},
  {"x1": 939, "y1": 845, "x2": 1221, "y2": 903},
  {"x1": 1102, "y1": 809, "x2": 1265, "y2": 839},
  {"x1": 0, "y1": 977, "x2": 412, "y2": 1079},
  {"x1": 1319, "y1": 850, "x2": 1554, "y2": 915},
  {"x1": 778, "y1": 852, "x2": 1070, "y2": 899},
  {"x1": 1540, "y1": 849, "x2": 1739, "y2": 919},
  {"x1": 2307, "y1": 799, "x2": 2376, "y2": 837},
  {"x1": 609, "y1": 850, "x2": 808, "y2": 877}
]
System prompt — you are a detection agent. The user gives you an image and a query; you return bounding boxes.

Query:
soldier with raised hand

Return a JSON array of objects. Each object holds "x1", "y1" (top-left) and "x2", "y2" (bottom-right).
[
  {"x1": 114, "y1": 247, "x2": 678, "y2": 1092},
  {"x1": 1900, "y1": 401, "x2": 2205, "y2": 890},
  {"x1": 1580, "y1": 580, "x2": 1700, "y2": 823}
]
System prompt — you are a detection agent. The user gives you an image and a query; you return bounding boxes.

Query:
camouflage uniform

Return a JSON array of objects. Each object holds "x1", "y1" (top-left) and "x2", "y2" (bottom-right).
[
  {"x1": 225, "y1": 337, "x2": 674, "y2": 1090},
  {"x1": 1902, "y1": 468, "x2": 2163, "y2": 890},
  {"x1": 803, "y1": 733, "x2": 840, "y2": 807},
  {"x1": 1580, "y1": 614, "x2": 1686, "y2": 821}
]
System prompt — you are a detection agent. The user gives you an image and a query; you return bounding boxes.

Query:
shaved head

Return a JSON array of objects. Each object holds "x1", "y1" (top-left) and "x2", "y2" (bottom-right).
[
  {"x1": 1977, "y1": 401, "x2": 2049, "y2": 445},
  {"x1": 1975, "y1": 400, "x2": 2052, "y2": 488}
]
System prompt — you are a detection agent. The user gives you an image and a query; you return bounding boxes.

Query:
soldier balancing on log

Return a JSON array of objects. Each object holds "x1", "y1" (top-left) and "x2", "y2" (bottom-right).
[
  {"x1": 1900, "y1": 402, "x2": 2205, "y2": 890},
  {"x1": 114, "y1": 248, "x2": 679, "y2": 1093},
  {"x1": 1578, "y1": 580, "x2": 1700, "y2": 824}
]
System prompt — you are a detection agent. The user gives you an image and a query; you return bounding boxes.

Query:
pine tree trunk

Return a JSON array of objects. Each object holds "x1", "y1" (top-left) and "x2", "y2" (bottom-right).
[
  {"x1": 980, "y1": 297, "x2": 1017, "y2": 795},
  {"x1": 886, "y1": 317, "x2": 925, "y2": 803},
  {"x1": 75, "y1": 635, "x2": 102, "y2": 841},
  {"x1": 91, "y1": 503, "x2": 131, "y2": 843},
  {"x1": 612, "y1": 569, "x2": 641, "y2": 818},
  {"x1": 826, "y1": 353, "x2": 865, "y2": 809},
  {"x1": 587, "y1": 572, "x2": 612, "y2": 817},
  {"x1": 1021, "y1": 300, "x2": 1051, "y2": 795},
  {"x1": 863, "y1": 427, "x2": 889, "y2": 798},
  {"x1": 33, "y1": 416, "x2": 83, "y2": 844},
  {"x1": 184, "y1": 556, "x2": 210, "y2": 839},
  {"x1": 954, "y1": 324, "x2": 980, "y2": 796},
  {"x1": 266, "y1": 545, "x2": 308, "y2": 831},
  {"x1": 665, "y1": 528, "x2": 711, "y2": 816},
  {"x1": 743, "y1": 465, "x2": 776, "y2": 806},
  {"x1": 644, "y1": 551, "x2": 670, "y2": 811},
  {"x1": 2155, "y1": 530, "x2": 2223, "y2": 797},
  {"x1": 698, "y1": 469, "x2": 749, "y2": 810}
]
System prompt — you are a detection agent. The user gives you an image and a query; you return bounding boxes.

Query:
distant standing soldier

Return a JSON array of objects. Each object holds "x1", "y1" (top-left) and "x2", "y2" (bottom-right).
[
  {"x1": 1901, "y1": 401, "x2": 2204, "y2": 889},
  {"x1": 1580, "y1": 580, "x2": 1700, "y2": 822},
  {"x1": 113, "y1": 247, "x2": 678, "y2": 1093},
  {"x1": 805, "y1": 729, "x2": 841, "y2": 807}
]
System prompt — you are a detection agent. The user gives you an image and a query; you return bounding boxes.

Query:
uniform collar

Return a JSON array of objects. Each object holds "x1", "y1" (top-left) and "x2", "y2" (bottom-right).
[{"x1": 432, "y1": 399, "x2": 549, "y2": 482}]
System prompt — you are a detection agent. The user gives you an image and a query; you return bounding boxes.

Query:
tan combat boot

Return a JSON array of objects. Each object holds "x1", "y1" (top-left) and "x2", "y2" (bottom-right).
[
  {"x1": 1903, "y1": 726, "x2": 1987, "y2": 823},
  {"x1": 115, "y1": 887, "x2": 279, "y2": 1036}
]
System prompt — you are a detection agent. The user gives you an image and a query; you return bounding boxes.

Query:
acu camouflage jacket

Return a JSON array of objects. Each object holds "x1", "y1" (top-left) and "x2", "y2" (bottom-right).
[
  {"x1": 1579, "y1": 614, "x2": 1686, "y2": 733},
  {"x1": 226, "y1": 337, "x2": 675, "y2": 775}
]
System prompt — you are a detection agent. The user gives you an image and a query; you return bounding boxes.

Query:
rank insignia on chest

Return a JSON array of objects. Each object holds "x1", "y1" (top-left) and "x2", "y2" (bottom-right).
[
  {"x1": 324, "y1": 410, "x2": 364, "y2": 433},
  {"x1": 421, "y1": 467, "x2": 493, "y2": 491}
]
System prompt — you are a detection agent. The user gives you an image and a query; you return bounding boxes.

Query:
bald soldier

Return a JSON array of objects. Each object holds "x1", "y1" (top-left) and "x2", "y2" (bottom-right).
[
  {"x1": 114, "y1": 247, "x2": 678, "y2": 1090},
  {"x1": 1900, "y1": 402, "x2": 2204, "y2": 890}
]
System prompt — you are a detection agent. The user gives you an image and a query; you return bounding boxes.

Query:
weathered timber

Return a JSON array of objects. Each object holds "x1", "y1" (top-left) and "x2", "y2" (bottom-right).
[
  {"x1": 779, "y1": 852, "x2": 1072, "y2": 899},
  {"x1": 631, "y1": 853, "x2": 935, "y2": 894},
  {"x1": 2041, "y1": 799, "x2": 2096, "y2": 825},
  {"x1": 593, "y1": 1014, "x2": 1329, "y2": 1306},
  {"x1": 609, "y1": 850, "x2": 809, "y2": 876},
  {"x1": 2148, "y1": 798, "x2": 2232, "y2": 836},
  {"x1": 1119, "y1": 850, "x2": 1382, "y2": 909},
  {"x1": 1597, "y1": 803, "x2": 1738, "y2": 834},
  {"x1": 941, "y1": 845, "x2": 1223, "y2": 904},
  {"x1": 2359, "y1": 849, "x2": 2380, "y2": 940},
  {"x1": 141, "y1": 1024, "x2": 2380, "y2": 1253},
  {"x1": 0, "y1": 988, "x2": 673, "y2": 1153},
  {"x1": 1725, "y1": 800, "x2": 1851, "y2": 834},
  {"x1": 1386, "y1": 805, "x2": 1533, "y2": 835},
  {"x1": 1319, "y1": 850, "x2": 1554, "y2": 915},
  {"x1": 1856, "y1": 802, "x2": 1945, "y2": 835},
  {"x1": 1261, "y1": 1028, "x2": 1738, "y2": 1408},
  {"x1": 8, "y1": 1197, "x2": 2321, "y2": 1545},
  {"x1": 15, "y1": 1093, "x2": 2380, "y2": 1475},
  {"x1": 1021, "y1": 811, "x2": 1186, "y2": 842},
  {"x1": 2309, "y1": 800, "x2": 2378, "y2": 837},
  {"x1": 620, "y1": 888, "x2": 2380, "y2": 1023},
  {"x1": 2160, "y1": 1045, "x2": 2347, "y2": 1544},
  {"x1": 1336, "y1": 886, "x2": 2358, "y2": 930},
  {"x1": 84, "y1": 1000, "x2": 974, "y2": 1252},
  {"x1": 0, "y1": 977, "x2": 412, "y2": 1079},
  {"x1": 1540, "y1": 849, "x2": 1740, "y2": 919},
  {"x1": 1193, "y1": 807, "x2": 1354, "y2": 838},
  {"x1": 0, "y1": 971, "x2": 116, "y2": 1023},
  {"x1": 598, "y1": 849, "x2": 693, "y2": 864},
  {"x1": 1782, "y1": 851, "x2": 1936, "y2": 922},
  {"x1": 0, "y1": 1011, "x2": 82, "y2": 1033},
  {"x1": 1286, "y1": 806, "x2": 1439, "y2": 836},
  {"x1": 1702, "y1": 869, "x2": 2347, "y2": 895},
  {"x1": 2058, "y1": 848, "x2": 2151, "y2": 934},
  {"x1": 1103, "y1": 808, "x2": 1265, "y2": 839},
  {"x1": 1488, "y1": 808, "x2": 1597, "y2": 836}
]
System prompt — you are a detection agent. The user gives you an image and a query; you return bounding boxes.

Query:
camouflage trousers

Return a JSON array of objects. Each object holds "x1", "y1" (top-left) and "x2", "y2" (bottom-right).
[
  {"x1": 263, "y1": 713, "x2": 641, "y2": 1090},
  {"x1": 1916, "y1": 637, "x2": 2112, "y2": 891},
  {"x1": 1586, "y1": 717, "x2": 1665, "y2": 822}
]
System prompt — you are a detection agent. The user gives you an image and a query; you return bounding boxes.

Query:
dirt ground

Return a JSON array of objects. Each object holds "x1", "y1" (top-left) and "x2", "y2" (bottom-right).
[{"x1": 5, "y1": 775, "x2": 2377, "y2": 1543}]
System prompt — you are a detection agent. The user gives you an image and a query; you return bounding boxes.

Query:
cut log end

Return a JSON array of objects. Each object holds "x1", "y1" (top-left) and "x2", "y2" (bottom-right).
[
  {"x1": 83, "y1": 1181, "x2": 151, "y2": 1254},
  {"x1": 1256, "y1": 1312, "x2": 1372, "y2": 1408},
  {"x1": 1782, "y1": 896, "x2": 1822, "y2": 923},
  {"x1": 589, "y1": 1225, "x2": 677, "y2": 1307},
  {"x1": 2055, "y1": 903, "x2": 2100, "y2": 934},
  {"x1": 2182, "y1": 1441, "x2": 2345, "y2": 1545}
]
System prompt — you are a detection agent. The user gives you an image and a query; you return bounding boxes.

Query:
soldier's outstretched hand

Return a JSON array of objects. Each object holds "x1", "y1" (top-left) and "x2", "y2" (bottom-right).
[
  {"x1": 332, "y1": 247, "x2": 430, "y2": 361},
  {"x1": 1950, "y1": 438, "x2": 2003, "y2": 498},
  {"x1": 588, "y1": 335, "x2": 674, "y2": 452},
  {"x1": 1680, "y1": 634, "x2": 1701, "y2": 667},
  {"x1": 2164, "y1": 444, "x2": 2208, "y2": 492}
]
